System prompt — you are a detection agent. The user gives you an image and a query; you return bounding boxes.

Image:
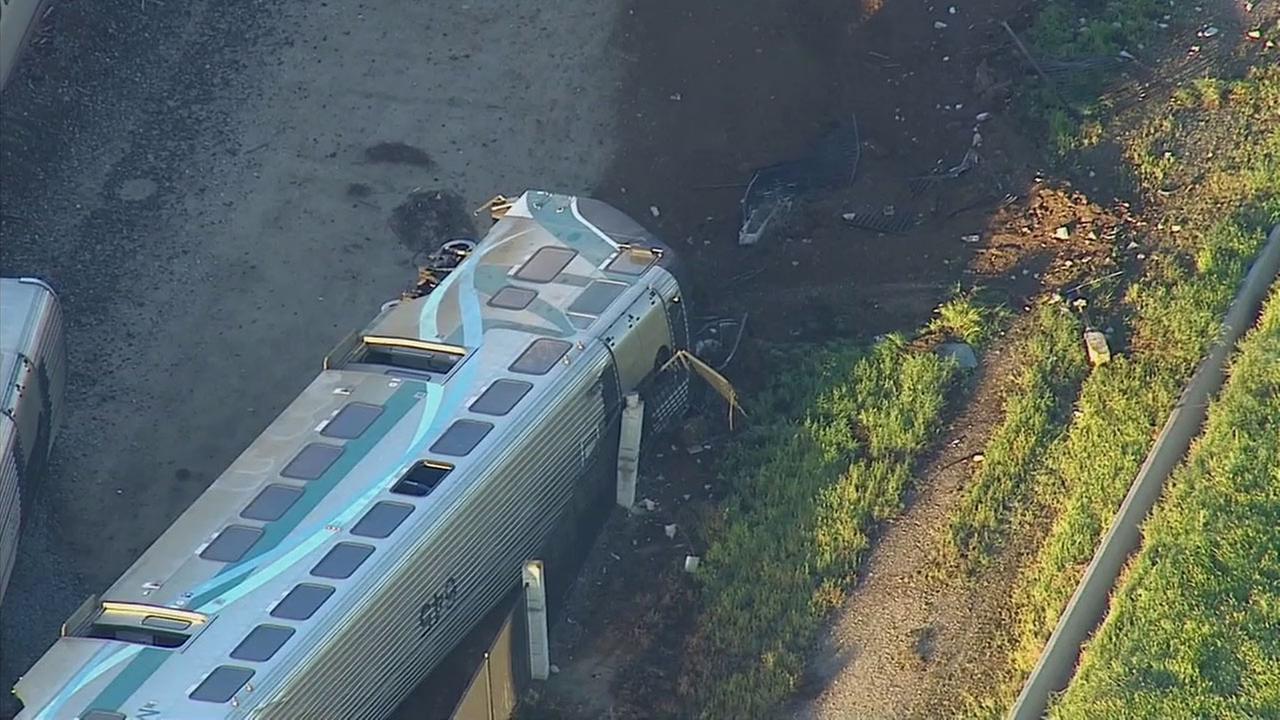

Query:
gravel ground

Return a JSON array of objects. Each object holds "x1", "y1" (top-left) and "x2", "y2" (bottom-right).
[{"x1": 0, "y1": 1, "x2": 622, "y2": 716}]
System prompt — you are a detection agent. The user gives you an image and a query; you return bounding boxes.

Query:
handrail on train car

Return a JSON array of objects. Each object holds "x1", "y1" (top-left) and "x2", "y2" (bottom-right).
[{"x1": 361, "y1": 336, "x2": 468, "y2": 356}]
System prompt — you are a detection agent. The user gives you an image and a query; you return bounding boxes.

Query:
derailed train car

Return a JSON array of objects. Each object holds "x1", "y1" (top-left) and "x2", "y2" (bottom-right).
[
  {"x1": 13, "y1": 190, "x2": 689, "y2": 719},
  {"x1": 0, "y1": 277, "x2": 67, "y2": 609}
]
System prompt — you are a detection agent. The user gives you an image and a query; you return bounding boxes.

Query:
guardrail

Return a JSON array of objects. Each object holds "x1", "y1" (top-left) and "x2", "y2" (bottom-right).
[{"x1": 1009, "y1": 223, "x2": 1280, "y2": 720}]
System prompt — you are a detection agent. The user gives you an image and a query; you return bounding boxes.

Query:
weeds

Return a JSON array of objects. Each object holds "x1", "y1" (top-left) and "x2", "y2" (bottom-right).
[
  {"x1": 946, "y1": 304, "x2": 1087, "y2": 569},
  {"x1": 1049, "y1": 286, "x2": 1280, "y2": 719},
  {"x1": 927, "y1": 289, "x2": 1010, "y2": 346},
  {"x1": 681, "y1": 335, "x2": 957, "y2": 719},
  {"x1": 971, "y1": 63, "x2": 1280, "y2": 715}
]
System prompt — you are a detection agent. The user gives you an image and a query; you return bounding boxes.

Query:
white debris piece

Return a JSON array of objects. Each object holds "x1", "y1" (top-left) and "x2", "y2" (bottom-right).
[
  {"x1": 684, "y1": 556, "x2": 701, "y2": 573},
  {"x1": 664, "y1": 524, "x2": 678, "y2": 539},
  {"x1": 934, "y1": 20, "x2": 948, "y2": 29},
  {"x1": 649, "y1": 205, "x2": 661, "y2": 218}
]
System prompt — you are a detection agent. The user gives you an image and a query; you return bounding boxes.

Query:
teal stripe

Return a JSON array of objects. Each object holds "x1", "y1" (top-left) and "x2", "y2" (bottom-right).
[
  {"x1": 190, "y1": 380, "x2": 424, "y2": 606},
  {"x1": 80, "y1": 381, "x2": 425, "y2": 715},
  {"x1": 528, "y1": 195, "x2": 614, "y2": 265},
  {"x1": 81, "y1": 648, "x2": 168, "y2": 714}
]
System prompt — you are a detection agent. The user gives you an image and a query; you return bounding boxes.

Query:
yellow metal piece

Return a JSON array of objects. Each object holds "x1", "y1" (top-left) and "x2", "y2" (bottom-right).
[
  {"x1": 662, "y1": 349, "x2": 746, "y2": 430},
  {"x1": 475, "y1": 194, "x2": 514, "y2": 221},
  {"x1": 362, "y1": 335, "x2": 467, "y2": 356},
  {"x1": 99, "y1": 601, "x2": 209, "y2": 625}
]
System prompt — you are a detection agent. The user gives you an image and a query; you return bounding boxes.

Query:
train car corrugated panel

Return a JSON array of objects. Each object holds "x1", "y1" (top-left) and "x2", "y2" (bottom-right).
[
  {"x1": 274, "y1": 384, "x2": 604, "y2": 718},
  {"x1": 0, "y1": 434, "x2": 19, "y2": 608},
  {"x1": 258, "y1": 353, "x2": 612, "y2": 718},
  {"x1": 263, "y1": 399, "x2": 602, "y2": 718}
]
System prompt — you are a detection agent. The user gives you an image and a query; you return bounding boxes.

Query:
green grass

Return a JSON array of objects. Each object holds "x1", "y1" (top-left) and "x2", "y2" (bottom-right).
[
  {"x1": 946, "y1": 304, "x2": 1087, "y2": 569},
  {"x1": 927, "y1": 290, "x2": 1011, "y2": 346},
  {"x1": 1049, "y1": 285, "x2": 1280, "y2": 720},
  {"x1": 966, "y1": 64, "x2": 1280, "y2": 716},
  {"x1": 678, "y1": 334, "x2": 959, "y2": 719}
]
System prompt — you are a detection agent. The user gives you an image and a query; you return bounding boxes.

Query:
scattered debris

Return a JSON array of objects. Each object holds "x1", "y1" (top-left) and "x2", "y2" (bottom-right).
[
  {"x1": 669, "y1": 92, "x2": 682, "y2": 101},
  {"x1": 1054, "y1": 225, "x2": 1072, "y2": 240},
  {"x1": 684, "y1": 556, "x2": 701, "y2": 573},
  {"x1": 908, "y1": 129, "x2": 982, "y2": 194},
  {"x1": 971, "y1": 453, "x2": 985, "y2": 463},
  {"x1": 961, "y1": 233, "x2": 981, "y2": 243},
  {"x1": 933, "y1": 20, "x2": 948, "y2": 29},
  {"x1": 1197, "y1": 26, "x2": 1219, "y2": 38},
  {"x1": 975, "y1": 111, "x2": 993, "y2": 122},
  {"x1": 738, "y1": 115, "x2": 861, "y2": 245},
  {"x1": 841, "y1": 209, "x2": 916, "y2": 234},
  {"x1": 664, "y1": 524, "x2": 678, "y2": 539},
  {"x1": 650, "y1": 205, "x2": 661, "y2": 218},
  {"x1": 639, "y1": 498, "x2": 658, "y2": 512}
]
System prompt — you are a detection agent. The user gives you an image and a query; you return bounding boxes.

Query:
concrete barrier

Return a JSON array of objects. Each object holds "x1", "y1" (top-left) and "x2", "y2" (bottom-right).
[{"x1": 1009, "y1": 223, "x2": 1280, "y2": 720}]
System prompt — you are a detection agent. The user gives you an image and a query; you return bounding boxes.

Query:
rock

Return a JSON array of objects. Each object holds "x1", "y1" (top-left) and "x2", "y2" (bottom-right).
[
  {"x1": 937, "y1": 342, "x2": 978, "y2": 370},
  {"x1": 1084, "y1": 329, "x2": 1112, "y2": 366},
  {"x1": 1054, "y1": 225, "x2": 1072, "y2": 240},
  {"x1": 972, "y1": 453, "x2": 984, "y2": 462}
]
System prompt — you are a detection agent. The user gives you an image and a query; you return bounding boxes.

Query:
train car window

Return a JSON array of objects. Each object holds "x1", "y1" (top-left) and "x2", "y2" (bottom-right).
[
  {"x1": 84, "y1": 624, "x2": 188, "y2": 648},
  {"x1": 605, "y1": 246, "x2": 658, "y2": 276},
  {"x1": 469, "y1": 379, "x2": 533, "y2": 416},
  {"x1": 430, "y1": 419, "x2": 493, "y2": 456},
  {"x1": 320, "y1": 402, "x2": 384, "y2": 439},
  {"x1": 510, "y1": 338, "x2": 571, "y2": 375},
  {"x1": 310, "y1": 542, "x2": 375, "y2": 579},
  {"x1": 270, "y1": 583, "x2": 334, "y2": 620},
  {"x1": 240, "y1": 484, "x2": 304, "y2": 521},
  {"x1": 568, "y1": 281, "x2": 628, "y2": 316},
  {"x1": 281, "y1": 443, "x2": 344, "y2": 480},
  {"x1": 515, "y1": 246, "x2": 577, "y2": 283},
  {"x1": 230, "y1": 624, "x2": 296, "y2": 662},
  {"x1": 489, "y1": 286, "x2": 537, "y2": 310},
  {"x1": 351, "y1": 501, "x2": 414, "y2": 538},
  {"x1": 81, "y1": 712, "x2": 126, "y2": 720},
  {"x1": 200, "y1": 526, "x2": 262, "y2": 563},
  {"x1": 391, "y1": 461, "x2": 451, "y2": 497},
  {"x1": 189, "y1": 666, "x2": 255, "y2": 703}
]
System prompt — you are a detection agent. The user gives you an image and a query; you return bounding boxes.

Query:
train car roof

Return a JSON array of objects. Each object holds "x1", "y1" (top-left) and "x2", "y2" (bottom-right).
[{"x1": 14, "y1": 190, "x2": 677, "y2": 719}]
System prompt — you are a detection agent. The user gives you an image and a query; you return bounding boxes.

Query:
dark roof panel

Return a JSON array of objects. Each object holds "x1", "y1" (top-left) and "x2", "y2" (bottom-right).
[
  {"x1": 509, "y1": 338, "x2": 571, "y2": 375},
  {"x1": 240, "y1": 484, "x2": 304, "y2": 522},
  {"x1": 321, "y1": 403, "x2": 383, "y2": 439},
  {"x1": 280, "y1": 443, "x2": 344, "y2": 480},
  {"x1": 200, "y1": 526, "x2": 262, "y2": 563},
  {"x1": 469, "y1": 379, "x2": 533, "y2": 416},
  {"x1": 270, "y1": 583, "x2": 334, "y2": 620},
  {"x1": 189, "y1": 666, "x2": 254, "y2": 703},
  {"x1": 515, "y1": 246, "x2": 577, "y2": 283},
  {"x1": 230, "y1": 624, "x2": 295, "y2": 662},
  {"x1": 310, "y1": 542, "x2": 374, "y2": 579},
  {"x1": 351, "y1": 501, "x2": 414, "y2": 539},
  {"x1": 488, "y1": 286, "x2": 537, "y2": 310},
  {"x1": 429, "y1": 419, "x2": 493, "y2": 456}
]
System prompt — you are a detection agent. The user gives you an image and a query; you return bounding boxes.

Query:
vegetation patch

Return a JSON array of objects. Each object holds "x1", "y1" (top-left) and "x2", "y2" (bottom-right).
[
  {"x1": 946, "y1": 304, "x2": 1087, "y2": 569},
  {"x1": 676, "y1": 331, "x2": 967, "y2": 719},
  {"x1": 1050, "y1": 285, "x2": 1280, "y2": 719},
  {"x1": 966, "y1": 64, "x2": 1280, "y2": 718}
]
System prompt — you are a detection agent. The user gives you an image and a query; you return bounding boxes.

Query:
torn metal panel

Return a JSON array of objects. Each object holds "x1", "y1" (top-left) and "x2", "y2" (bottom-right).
[{"x1": 738, "y1": 117, "x2": 861, "y2": 245}]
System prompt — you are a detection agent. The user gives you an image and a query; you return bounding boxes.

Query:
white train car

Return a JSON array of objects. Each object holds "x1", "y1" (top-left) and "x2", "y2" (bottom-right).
[
  {"x1": 0, "y1": 0, "x2": 51, "y2": 91},
  {"x1": 13, "y1": 190, "x2": 690, "y2": 720},
  {"x1": 0, "y1": 276, "x2": 66, "y2": 609}
]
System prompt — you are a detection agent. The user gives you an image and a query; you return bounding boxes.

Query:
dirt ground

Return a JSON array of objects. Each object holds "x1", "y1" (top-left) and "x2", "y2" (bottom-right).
[
  {"x1": 0, "y1": 0, "x2": 1157, "y2": 718},
  {"x1": 521, "y1": 0, "x2": 1147, "y2": 717}
]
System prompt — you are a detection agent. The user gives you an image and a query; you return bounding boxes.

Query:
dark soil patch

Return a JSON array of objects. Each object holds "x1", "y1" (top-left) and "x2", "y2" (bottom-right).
[
  {"x1": 387, "y1": 189, "x2": 475, "y2": 256},
  {"x1": 364, "y1": 141, "x2": 435, "y2": 167}
]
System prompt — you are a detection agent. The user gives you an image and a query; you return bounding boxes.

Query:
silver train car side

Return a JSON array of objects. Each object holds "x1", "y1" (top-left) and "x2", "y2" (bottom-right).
[
  {"x1": 0, "y1": 0, "x2": 51, "y2": 92},
  {"x1": 0, "y1": 276, "x2": 66, "y2": 609},
  {"x1": 13, "y1": 190, "x2": 690, "y2": 720}
]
